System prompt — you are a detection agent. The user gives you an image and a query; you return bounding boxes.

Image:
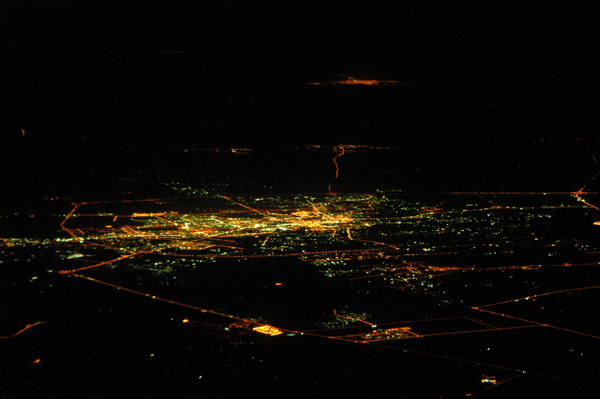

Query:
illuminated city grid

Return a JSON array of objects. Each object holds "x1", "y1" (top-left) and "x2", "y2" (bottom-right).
[{"x1": 3, "y1": 145, "x2": 600, "y2": 394}]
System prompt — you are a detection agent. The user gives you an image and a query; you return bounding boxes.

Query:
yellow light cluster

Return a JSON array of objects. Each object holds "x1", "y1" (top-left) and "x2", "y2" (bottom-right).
[{"x1": 252, "y1": 325, "x2": 284, "y2": 336}]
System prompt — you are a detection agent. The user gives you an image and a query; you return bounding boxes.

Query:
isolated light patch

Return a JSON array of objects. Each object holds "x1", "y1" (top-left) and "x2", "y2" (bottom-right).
[
  {"x1": 304, "y1": 76, "x2": 426, "y2": 87},
  {"x1": 252, "y1": 325, "x2": 284, "y2": 336},
  {"x1": 306, "y1": 77, "x2": 400, "y2": 86}
]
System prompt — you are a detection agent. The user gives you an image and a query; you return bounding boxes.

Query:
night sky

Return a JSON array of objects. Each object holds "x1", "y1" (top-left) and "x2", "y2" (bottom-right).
[
  {"x1": 2, "y1": 2, "x2": 598, "y2": 200},
  {"x1": 2, "y1": 2, "x2": 598, "y2": 146}
]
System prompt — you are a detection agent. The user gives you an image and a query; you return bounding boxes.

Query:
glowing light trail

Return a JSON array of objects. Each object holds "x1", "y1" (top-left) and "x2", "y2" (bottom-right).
[{"x1": 1, "y1": 321, "x2": 46, "y2": 339}]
